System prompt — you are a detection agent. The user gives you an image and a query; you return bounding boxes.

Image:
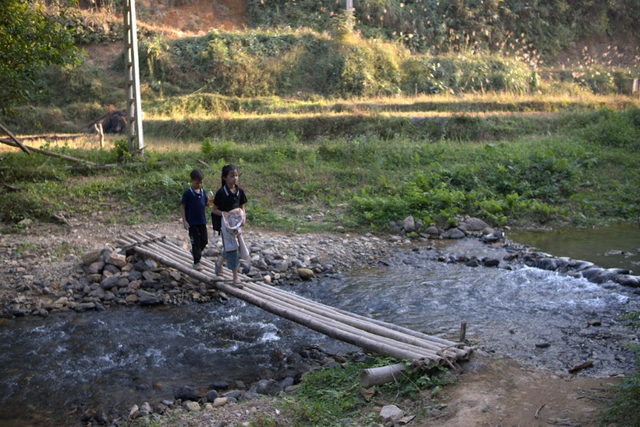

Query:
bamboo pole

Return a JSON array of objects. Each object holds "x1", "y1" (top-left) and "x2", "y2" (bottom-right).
[
  {"x1": 130, "y1": 233, "x2": 464, "y2": 358},
  {"x1": 240, "y1": 280, "x2": 460, "y2": 358},
  {"x1": 119, "y1": 233, "x2": 470, "y2": 365},
  {"x1": 141, "y1": 233, "x2": 460, "y2": 358},
  {"x1": 359, "y1": 363, "x2": 407, "y2": 387},
  {"x1": 125, "y1": 239, "x2": 443, "y2": 362}
]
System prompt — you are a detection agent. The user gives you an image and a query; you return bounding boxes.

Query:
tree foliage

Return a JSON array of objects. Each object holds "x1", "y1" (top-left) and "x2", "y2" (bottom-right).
[{"x1": 0, "y1": 0, "x2": 80, "y2": 112}]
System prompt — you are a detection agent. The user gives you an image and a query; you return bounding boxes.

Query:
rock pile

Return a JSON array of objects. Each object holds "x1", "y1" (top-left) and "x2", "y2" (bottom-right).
[
  {"x1": 0, "y1": 230, "x2": 389, "y2": 318},
  {"x1": 83, "y1": 345, "x2": 368, "y2": 426}
]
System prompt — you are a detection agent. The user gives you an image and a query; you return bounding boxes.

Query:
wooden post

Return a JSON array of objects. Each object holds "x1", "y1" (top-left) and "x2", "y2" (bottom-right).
[
  {"x1": 94, "y1": 122, "x2": 105, "y2": 149},
  {"x1": 460, "y1": 321, "x2": 467, "y2": 342}
]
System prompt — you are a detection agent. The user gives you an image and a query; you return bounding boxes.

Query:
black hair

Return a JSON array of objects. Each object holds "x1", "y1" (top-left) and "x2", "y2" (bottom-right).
[
  {"x1": 221, "y1": 164, "x2": 238, "y2": 186},
  {"x1": 190, "y1": 169, "x2": 204, "y2": 180}
]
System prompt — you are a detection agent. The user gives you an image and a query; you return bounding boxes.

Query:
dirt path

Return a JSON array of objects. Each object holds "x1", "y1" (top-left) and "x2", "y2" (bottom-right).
[{"x1": 424, "y1": 356, "x2": 618, "y2": 427}]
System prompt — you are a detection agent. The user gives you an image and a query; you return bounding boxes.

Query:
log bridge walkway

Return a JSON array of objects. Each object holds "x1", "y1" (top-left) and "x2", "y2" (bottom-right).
[{"x1": 116, "y1": 232, "x2": 473, "y2": 368}]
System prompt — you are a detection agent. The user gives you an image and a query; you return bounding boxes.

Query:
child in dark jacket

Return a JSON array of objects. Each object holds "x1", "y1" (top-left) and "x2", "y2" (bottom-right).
[{"x1": 180, "y1": 169, "x2": 209, "y2": 271}]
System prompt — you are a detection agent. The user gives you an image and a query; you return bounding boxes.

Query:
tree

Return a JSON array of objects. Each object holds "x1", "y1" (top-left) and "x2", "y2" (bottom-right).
[{"x1": 0, "y1": 0, "x2": 80, "y2": 113}]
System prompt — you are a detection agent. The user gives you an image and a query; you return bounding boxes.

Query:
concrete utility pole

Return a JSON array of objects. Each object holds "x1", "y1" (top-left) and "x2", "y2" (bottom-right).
[
  {"x1": 122, "y1": 0, "x2": 144, "y2": 153},
  {"x1": 346, "y1": 0, "x2": 354, "y2": 27}
]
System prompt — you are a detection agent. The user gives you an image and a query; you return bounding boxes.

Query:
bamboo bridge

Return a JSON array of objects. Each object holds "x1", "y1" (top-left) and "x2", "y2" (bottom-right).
[{"x1": 116, "y1": 232, "x2": 473, "y2": 368}]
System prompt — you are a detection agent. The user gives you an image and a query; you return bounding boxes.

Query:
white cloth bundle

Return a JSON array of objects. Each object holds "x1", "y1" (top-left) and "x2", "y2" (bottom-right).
[{"x1": 221, "y1": 208, "x2": 250, "y2": 260}]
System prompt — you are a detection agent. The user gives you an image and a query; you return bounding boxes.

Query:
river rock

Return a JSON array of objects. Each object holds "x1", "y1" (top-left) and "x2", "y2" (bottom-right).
[
  {"x1": 137, "y1": 290, "x2": 160, "y2": 305},
  {"x1": 106, "y1": 253, "x2": 127, "y2": 268},
  {"x1": 581, "y1": 268, "x2": 605, "y2": 282},
  {"x1": 74, "y1": 302, "x2": 95, "y2": 312},
  {"x1": 617, "y1": 275, "x2": 640, "y2": 287},
  {"x1": 461, "y1": 216, "x2": 489, "y2": 231},
  {"x1": 297, "y1": 268, "x2": 314, "y2": 280},
  {"x1": 82, "y1": 249, "x2": 103, "y2": 266},
  {"x1": 87, "y1": 261, "x2": 105, "y2": 275},
  {"x1": 424, "y1": 224, "x2": 439, "y2": 236},
  {"x1": 213, "y1": 397, "x2": 229, "y2": 407},
  {"x1": 380, "y1": 404, "x2": 404, "y2": 422},
  {"x1": 174, "y1": 385, "x2": 201, "y2": 401},
  {"x1": 482, "y1": 258, "x2": 500, "y2": 268},
  {"x1": 403, "y1": 216, "x2": 416, "y2": 233},
  {"x1": 445, "y1": 228, "x2": 466, "y2": 239},
  {"x1": 205, "y1": 390, "x2": 219, "y2": 402},
  {"x1": 572, "y1": 260, "x2": 595, "y2": 271},
  {"x1": 184, "y1": 401, "x2": 200, "y2": 411},
  {"x1": 256, "y1": 379, "x2": 282, "y2": 396},
  {"x1": 129, "y1": 404, "x2": 139, "y2": 419},
  {"x1": 140, "y1": 402, "x2": 152, "y2": 416},
  {"x1": 100, "y1": 275, "x2": 120, "y2": 290}
]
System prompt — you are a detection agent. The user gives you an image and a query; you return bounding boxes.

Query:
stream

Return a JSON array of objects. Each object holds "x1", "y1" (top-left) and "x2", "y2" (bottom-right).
[{"x1": 1, "y1": 227, "x2": 639, "y2": 426}]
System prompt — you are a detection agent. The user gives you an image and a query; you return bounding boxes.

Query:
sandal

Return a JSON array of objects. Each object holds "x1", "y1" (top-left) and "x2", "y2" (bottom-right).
[{"x1": 234, "y1": 281, "x2": 244, "y2": 289}]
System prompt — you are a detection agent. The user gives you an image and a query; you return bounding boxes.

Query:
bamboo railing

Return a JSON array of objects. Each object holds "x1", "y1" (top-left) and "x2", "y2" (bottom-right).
[{"x1": 116, "y1": 232, "x2": 473, "y2": 367}]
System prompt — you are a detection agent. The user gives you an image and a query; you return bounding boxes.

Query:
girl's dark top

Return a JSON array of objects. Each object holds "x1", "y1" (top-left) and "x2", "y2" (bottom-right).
[
  {"x1": 181, "y1": 187, "x2": 208, "y2": 226},
  {"x1": 213, "y1": 184, "x2": 247, "y2": 212},
  {"x1": 211, "y1": 184, "x2": 247, "y2": 233}
]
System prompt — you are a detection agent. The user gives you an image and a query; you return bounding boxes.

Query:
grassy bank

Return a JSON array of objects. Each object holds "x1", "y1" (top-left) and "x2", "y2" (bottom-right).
[{"x1": 1, "y1": 106, "x2": 639, "y2": 233}]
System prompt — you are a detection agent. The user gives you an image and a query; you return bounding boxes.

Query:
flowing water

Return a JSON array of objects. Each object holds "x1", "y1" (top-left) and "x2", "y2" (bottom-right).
[{"x1": 1, "y1": 236, "x2": 639, "y2": 426}]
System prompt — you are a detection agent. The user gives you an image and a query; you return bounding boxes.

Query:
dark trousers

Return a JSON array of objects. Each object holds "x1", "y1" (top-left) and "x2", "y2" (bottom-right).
[{"x1": 188, "y1": 225, "x2": 208, "y2": 264}]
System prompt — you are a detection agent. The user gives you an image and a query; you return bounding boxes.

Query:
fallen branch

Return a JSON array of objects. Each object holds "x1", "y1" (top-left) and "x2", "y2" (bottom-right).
[
  {"x1": 52, "y1": 212, "x2": 72, "y2": 226},
  {"x1": 0, "y1": 122, "x2": 30, "y2": 154},
  {"x1": 3, "y1": 184, "x2": 22, "y2": 192},
  {"x1": 568, "y1": 360, "x2": 593, "y2": 374},
  {"x1": 66, "y1": 161, "x2": 166, "y2": 171},
  {"x1": 0, "y1": 137, "x2": 96, "y2": 166}
]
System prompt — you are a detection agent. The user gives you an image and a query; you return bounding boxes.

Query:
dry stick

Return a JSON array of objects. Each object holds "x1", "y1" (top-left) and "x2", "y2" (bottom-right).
[
  {"x1": 143, "y1": 232, "x2": 239, "y2": 280},
  {"x1": 535, "y1": 403, "x2": 546, "y2": 419},
  {"x1": 0, "y1": 121, "x2": 30, "y2": 154},
  {"x1": 0, "y1": 137, "x2": 97, "y2": 165},
  {"x1": 137, "y1": 233, "x2": 230, "y2": 279},
  {"x1": 139, "y1": 232, "x2": 465, "y2": 359},
  {"x1": 67, "y1": 161, "x2": 167, "y2": 171},
  {"x1": 228, "y1": 271, "x2": 468, "y2": 358}
]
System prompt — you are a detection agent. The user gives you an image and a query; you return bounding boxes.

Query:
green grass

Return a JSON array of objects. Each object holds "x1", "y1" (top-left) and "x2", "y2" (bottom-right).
[
  {"x1": 601, "y1": 312, "x2": 640, "y2": 427},
  {"x1": 279, "y1": 356, "x2": 448, "y2": 427},
  {"x1": 1, "y1": 107, "x2": 640, "y2": 232}
]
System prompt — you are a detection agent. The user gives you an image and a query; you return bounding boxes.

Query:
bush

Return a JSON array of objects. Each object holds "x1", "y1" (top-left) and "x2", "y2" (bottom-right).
[{"x1": 581, "y1": 108, "x2": 640, "y2": 149}]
